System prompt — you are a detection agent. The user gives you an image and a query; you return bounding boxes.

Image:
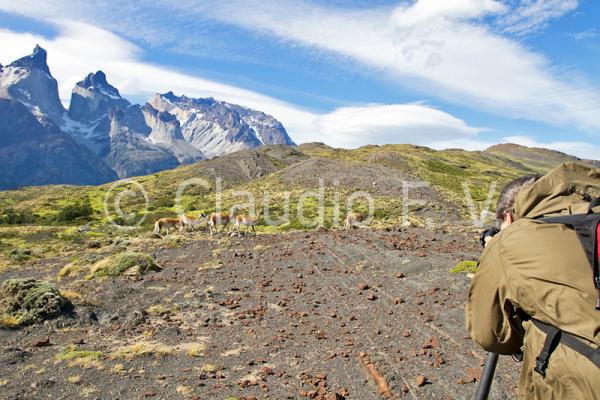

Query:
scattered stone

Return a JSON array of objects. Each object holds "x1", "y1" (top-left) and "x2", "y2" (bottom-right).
[
  {"x1": 366, "y1": 293, "x2": 378, "y2": 301},
  {"x1": 465, "y1": 367, "x2": 483, "y2": 383},
  {"x1": 356, "y1": 282, "x2": 369, "y2": 291},
  {"x1": 32, "y1": 337, "x2": 52, "y2": 347},
  {"x1": 395, "y1": 272, "x2": 405, "y2": 278},
  {"x1": 415, "y1": 375, "x2": 427, "y2": 387}
]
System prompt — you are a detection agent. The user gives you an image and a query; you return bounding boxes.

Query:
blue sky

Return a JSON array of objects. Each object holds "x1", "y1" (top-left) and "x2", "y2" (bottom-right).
[{"x1": 0, "y1": 0, "x2": 599, "y2": 158}]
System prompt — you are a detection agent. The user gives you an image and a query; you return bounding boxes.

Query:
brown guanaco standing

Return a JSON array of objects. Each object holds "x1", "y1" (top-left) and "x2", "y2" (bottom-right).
[
  {"x1": 344, "y1": 212, "x2": 364, "y2": 230},
  {"x1": 154, "y1": 217, "x2": 181, "y2": 236}
]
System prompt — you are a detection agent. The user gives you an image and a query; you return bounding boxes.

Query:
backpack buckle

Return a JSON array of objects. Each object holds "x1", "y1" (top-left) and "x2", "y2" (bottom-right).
[{"x1": 534, "y1": 353, "x2": 549, "y2": 377}]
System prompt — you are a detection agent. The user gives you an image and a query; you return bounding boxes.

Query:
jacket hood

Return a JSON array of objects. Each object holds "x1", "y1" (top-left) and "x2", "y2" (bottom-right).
[{"x1": 513, "y1": 162, "x2": 600, "y2": 220}]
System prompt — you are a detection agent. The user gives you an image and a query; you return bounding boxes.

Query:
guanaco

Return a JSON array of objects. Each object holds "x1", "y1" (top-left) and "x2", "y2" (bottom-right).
[
  {"x1": 207, "y1": 211, "x2": 231, "y2": 235},
  {"x1": 344, "y1": 212, "x2": 364, "y2": 230},
  {"x1": 178, "y1": 214, "x2": 207, "y2": 232},
  {"x1": 154, "y1": 217, "x2": 181, "y2": 236},
  {"x1": 232, "y1": 210, "x2": 262, "y2": 236}
]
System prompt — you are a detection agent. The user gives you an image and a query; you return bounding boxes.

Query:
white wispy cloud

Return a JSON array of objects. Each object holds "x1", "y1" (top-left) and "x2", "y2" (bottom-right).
[
  {"x1": 315, "y1": 103, "x2": 483, "y2": 148},
  {"x1": 570, "y1": 28, "x2": 597, "y2": 41},
  {"x1": 185, "y1": 0, "x2": 599, "y2": 132},
  {"x1": 498, "y1": 0, "x2": 579, "y2": 36},
  {"x1": 186, "y1": 0, "x2": 600, "y2": 131}
]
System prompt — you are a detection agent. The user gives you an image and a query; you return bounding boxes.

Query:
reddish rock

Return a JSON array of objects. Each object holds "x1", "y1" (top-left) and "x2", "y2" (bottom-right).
[
  {"x1": 415, "y1": 375, "x2": 427, "y2": 386},
  {"x1": 356, "y1": 282, "x2": 369, "y2": 290},
  {"x1": 32, "y1": 337, "x2": 52, "y2": 347},
  {"x1": 395, "y1": 272, "x2": 405, "y2": 278},
  {"x1": 466, "y1": 367, "x2": 483, "y2": 383},
  {"x1": 366, "y1": 293, "x2": 378, "y2": 301}
]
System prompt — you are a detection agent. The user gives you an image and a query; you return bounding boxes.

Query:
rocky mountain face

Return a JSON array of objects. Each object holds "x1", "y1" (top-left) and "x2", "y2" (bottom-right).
[
  {"x1": 0, "y1": 45, "x2": 66, "y2": 122},
  {"x1": 148, "y1": 92, "x2": 295, "y2": 158},
  {"x1": 0, "y1": 46, "x2": 295, "y2": 188},
  {"x1": 61, "y1": 71, "x2": 204, "y2": 178},
  {"x1": 0, "y1": 48, "x2": 117, "y2": 189}
]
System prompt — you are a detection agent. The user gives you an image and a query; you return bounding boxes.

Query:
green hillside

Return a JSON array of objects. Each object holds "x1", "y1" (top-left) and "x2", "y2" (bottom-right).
[{"x1": 0, "y1": 142, "x2": 596, "y2": 271}]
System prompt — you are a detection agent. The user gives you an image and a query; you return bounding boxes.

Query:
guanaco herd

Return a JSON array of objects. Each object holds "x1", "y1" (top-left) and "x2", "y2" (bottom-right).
[{"x1": 153, "y1": 209, "x2": 364, "y2": 238}]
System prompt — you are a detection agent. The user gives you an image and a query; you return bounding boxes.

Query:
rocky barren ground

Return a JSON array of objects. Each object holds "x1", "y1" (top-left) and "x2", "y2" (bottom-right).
[{"x1": 0, "y1": 226, "x2": 520, "y2": 400}]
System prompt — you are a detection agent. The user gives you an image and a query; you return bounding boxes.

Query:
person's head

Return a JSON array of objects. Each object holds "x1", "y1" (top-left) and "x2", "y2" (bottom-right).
[{"x1": 496, "y1": 174, "x2": 542, "y2": 230}]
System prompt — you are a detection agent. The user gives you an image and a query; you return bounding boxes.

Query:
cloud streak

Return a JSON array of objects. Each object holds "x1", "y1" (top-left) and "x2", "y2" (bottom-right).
[{"x1": 498, "y1": 0, "x2": 579, "y2": 36}]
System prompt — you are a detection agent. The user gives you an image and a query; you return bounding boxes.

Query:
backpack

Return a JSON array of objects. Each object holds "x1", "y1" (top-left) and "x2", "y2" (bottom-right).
[{"x1": 531, "y1": 196, "x2": 600, "y2": 377}]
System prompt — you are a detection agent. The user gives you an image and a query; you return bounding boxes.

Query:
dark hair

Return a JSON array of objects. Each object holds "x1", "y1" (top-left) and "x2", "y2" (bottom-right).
[{"x1": 495, "y1": 174, "x2": 543, "y2": 221}]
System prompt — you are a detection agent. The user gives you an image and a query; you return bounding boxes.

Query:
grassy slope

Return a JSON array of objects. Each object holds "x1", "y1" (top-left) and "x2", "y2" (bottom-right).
[
  {"x1": 0, "y1": 142, "x2": 594, "y2": 270},
  {"x1": 484, "y1": 143, "x2": 600, "y2": 171},
  {"x1": 1, "y1": 142, "x2": 582, "y2": 225}
]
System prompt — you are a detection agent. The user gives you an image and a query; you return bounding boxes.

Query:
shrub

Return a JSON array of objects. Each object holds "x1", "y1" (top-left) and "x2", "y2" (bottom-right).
[
  {"x1": 88, "y1": 252, "x2": 161, "y2": 278},
  {"x1": 55, "y1": 199, "x2": 93, "y2": 222},
  {"x1": 9, "y1": 248, "x2": 32, "y2": 261},
  {"x1": 0, "y1": 278, "x2": 73, "y2": 327},
  {"x1": 0, "y1": 208, "x2": 36, "y2": 225}
]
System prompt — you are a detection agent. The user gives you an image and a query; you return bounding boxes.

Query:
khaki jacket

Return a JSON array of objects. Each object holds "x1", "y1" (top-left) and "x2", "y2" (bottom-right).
[{"x1": 465, "y1": 162, "x2": 600, "y2": 399}]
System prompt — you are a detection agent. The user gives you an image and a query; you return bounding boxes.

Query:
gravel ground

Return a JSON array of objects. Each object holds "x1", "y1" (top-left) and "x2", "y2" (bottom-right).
[{"x1": 0, "y1": 227, "x2": 520, "y2": 400}]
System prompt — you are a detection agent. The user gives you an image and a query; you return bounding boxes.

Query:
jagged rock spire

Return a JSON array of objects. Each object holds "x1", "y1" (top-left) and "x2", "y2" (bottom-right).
[{"x1": 9, "y1": 44, "x2": 50, "y2": 74}]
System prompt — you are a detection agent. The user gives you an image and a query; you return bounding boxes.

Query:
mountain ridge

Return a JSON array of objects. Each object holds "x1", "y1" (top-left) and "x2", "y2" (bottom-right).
[{"x1": 0, "y1": 46, "x2": 295, "y2": 189}]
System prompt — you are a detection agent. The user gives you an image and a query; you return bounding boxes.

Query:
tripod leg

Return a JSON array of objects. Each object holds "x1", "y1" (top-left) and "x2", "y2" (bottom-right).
[{"x1": 474, "y1": 352, "x2": 498, "y2": 400}]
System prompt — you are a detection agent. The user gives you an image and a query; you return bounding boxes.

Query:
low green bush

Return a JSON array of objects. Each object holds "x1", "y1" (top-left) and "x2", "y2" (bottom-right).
[
  {"x1": 88, "y1": 252, "x2": 161, "y2": 278},
  {"x1": 0, "y1": 278, "x2": 73, "y2": 327},
  {"x1": 55, "y1": 199, "x2": 93, "y2": 223}
]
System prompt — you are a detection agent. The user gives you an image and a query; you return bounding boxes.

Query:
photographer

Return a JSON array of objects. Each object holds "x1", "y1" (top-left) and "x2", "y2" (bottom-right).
[{"x1": 465, "y1": 162, "x2": 600, "y2": 399}]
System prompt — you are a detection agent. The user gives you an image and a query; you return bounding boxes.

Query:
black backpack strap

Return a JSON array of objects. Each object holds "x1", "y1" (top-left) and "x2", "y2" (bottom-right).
[
  {"x1": 533, "y1": 320, "x2": 562, "y2": 377},
  {"x1": 532, "y1": 319, "x2": 600, "y2": 373}
]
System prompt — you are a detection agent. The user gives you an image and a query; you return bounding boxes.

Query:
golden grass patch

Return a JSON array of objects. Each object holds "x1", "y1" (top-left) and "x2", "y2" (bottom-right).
[
  {"x1": 176, "y1": 385, "x2": 193, "y2": 395},
  {"x1": 110, "y1": 340, "x2": 206, "y2": 360},
  {"x1": 55, "y1": 345, "x2": 103, "y2": 369},
  {"x1": 198, "y1": 259, "x2": 224, "y2": 270}
]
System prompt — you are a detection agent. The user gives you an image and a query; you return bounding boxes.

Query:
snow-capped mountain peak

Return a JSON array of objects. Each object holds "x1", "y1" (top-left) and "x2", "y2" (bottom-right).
[
  {"x1": 0, "y1": 45, "x2": 66, "y2": 122},
  {"x1": 68, "y1": 70, "x2": 129, "y2": 122},
  {"x1": 147, "y1": 91, "x2": 294, "y2": 158}
]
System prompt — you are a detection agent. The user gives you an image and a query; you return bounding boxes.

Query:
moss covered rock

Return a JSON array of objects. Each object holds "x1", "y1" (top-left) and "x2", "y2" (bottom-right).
[
  {"x1": 89, "y1": 252, "x2": 161, "y2": 278},
  {"x1": 0, "y1": 278, "x2": 73, "y2": 327}
]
